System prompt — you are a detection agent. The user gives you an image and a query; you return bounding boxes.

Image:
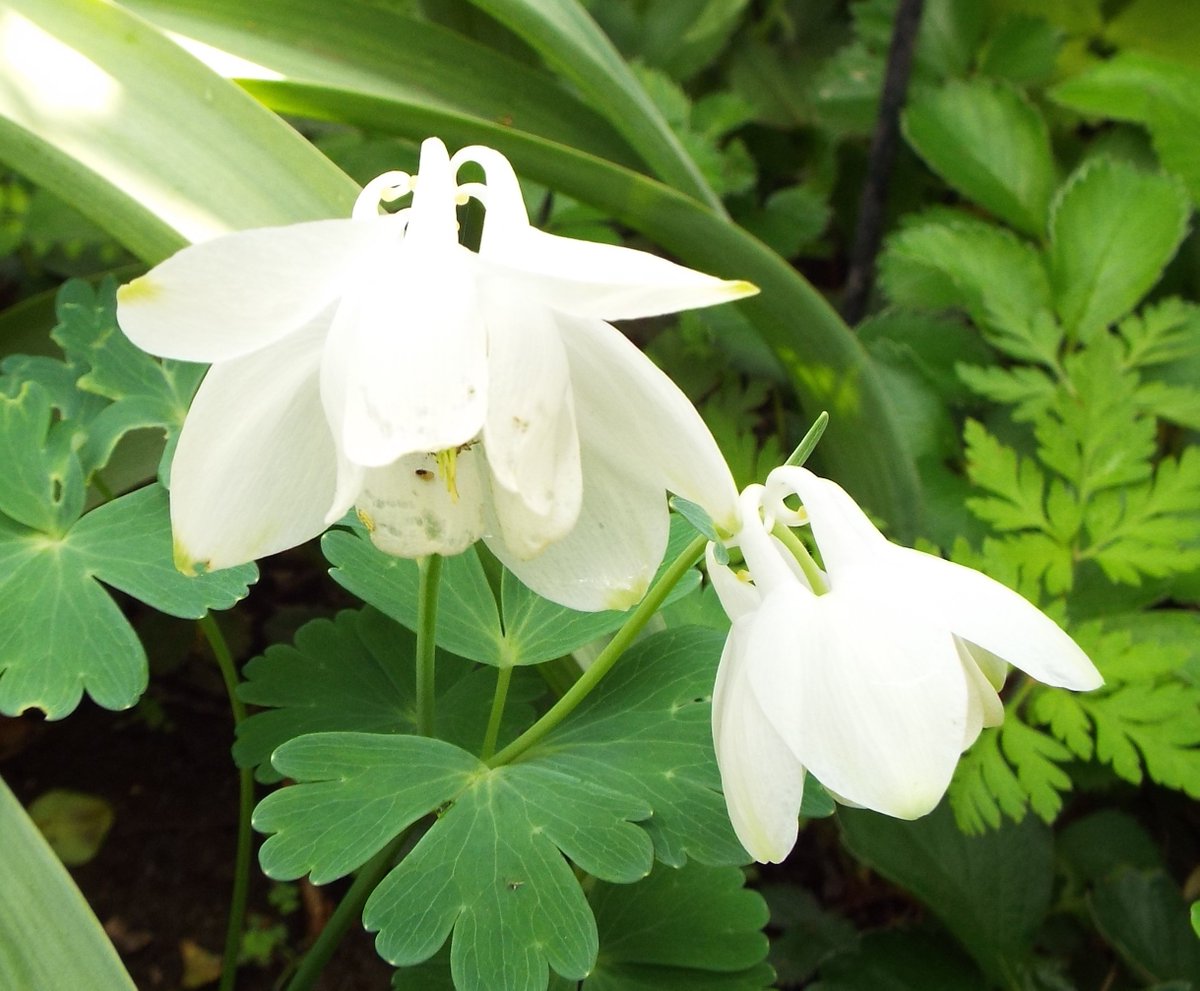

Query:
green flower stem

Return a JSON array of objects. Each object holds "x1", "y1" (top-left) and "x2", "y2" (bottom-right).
[
  {"x1": 784, "y1": 410, "x2": 829, "y2": 467},
  {"x1": 479, "y1": 665, "x2": 514, "y2": 761},
  {"x1": 487, "y1": 534, "x2": 708, "y2": 769},
  {"x1": 415, "y1": 554, "x2": 443, "y2": 737},
  {"x1": 283, "y1": 828, "x2": 413, "y2": 991},
  {"x1": 198, "y1": 613, "x2": 252, "y2": 991},
  {"x1": 771, "y1": 524, "x2": 829, "y2": 595}
]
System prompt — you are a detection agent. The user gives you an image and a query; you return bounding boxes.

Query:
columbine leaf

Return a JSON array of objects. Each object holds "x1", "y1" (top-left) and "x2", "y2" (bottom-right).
[
  {"x1": 0, "y1": 379, "x2": 85, "y2": 535},
  {"x1": 584, "y1": 863, "x2": 773, "y2": 990},
  {"x1": 962, "y1": 420, "x2": 1051, "y2": 535},
  {"x1": 1117, "y1": 298, "x2": 1200, "y2": 369},
  {"x1": 1048, "y1": 158, "x2": 1190, "y2": 343},
  {"x1": 903, "y1": 79, "x2": 1056, "y2": 236},
  {"x1": 1090, "y1": 869, "x2": 1200, "y2": 984},
  {"x1": 254, "y1": 627, "x2": 741, "y2": 991},
  {"x1": 325, "y1": 516, "x2": 701, "y2": 667},
  {"x1": 0, "y1": 484, "x2": 254, "y2": 719},
  {"x1": 234, "y1": 608, "x2": 540, "y2": 782},
  {"x1": 51, "y1": 278, "x2": 204, "y2": 473}
]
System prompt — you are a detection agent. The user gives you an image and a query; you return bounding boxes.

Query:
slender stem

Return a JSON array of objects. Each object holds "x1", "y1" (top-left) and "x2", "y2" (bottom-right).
[
  {"x1": 771, "y1": 524, "x2": 829, "y2": 594},
  {"x1": 841, "y1": 0, "x2": 926, "y2": 324},
  {"x1": 415, "y1": 555, "x2": 443, "y2": 737},
  {"x1": 487, "y1": 535, "x2": 707, "y2": 769},
  {"x1": 199, "y1": 614, "x2": 252, "y2": 991},
  {"x1": 283, "y1": 829, "x2": 412, "y2": 991},
  {"x1": 479, "y1": 665, "x2": 514, "y2": 761},
  {"x1": 784, "y1": 411, "x2": 829, "y2": 468}
]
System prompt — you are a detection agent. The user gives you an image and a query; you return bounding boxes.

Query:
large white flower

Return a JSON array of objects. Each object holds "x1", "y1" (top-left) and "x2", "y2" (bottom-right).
[
  {"x1": 117, "y1": 137, "x2": 751, "y2": 611},
  {"x1": 709, "y1": 466, "x2": 1102, "y2": 863}
]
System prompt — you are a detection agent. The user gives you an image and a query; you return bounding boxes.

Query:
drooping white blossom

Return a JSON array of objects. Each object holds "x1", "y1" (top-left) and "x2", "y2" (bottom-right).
[
  {"x1": 117, "y1": 137, "x2": 753, "y2": 611},
  {"x1": 709, "y1": 467, "x2": 1102, "y2": 863}
]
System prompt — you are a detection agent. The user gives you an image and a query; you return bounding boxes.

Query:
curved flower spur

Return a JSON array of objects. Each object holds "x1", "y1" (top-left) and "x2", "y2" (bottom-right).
[
  {"x1": 707, "y1": 465, "x2": 1103, "y2": 864},
  {"x1": 117, "y1": 137, "x2": 754, "y2": 611}
]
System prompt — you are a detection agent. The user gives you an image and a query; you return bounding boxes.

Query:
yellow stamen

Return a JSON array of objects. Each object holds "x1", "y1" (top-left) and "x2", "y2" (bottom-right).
[{"x1": 435, "y1": 448, "x2": 460, "y2": 503}]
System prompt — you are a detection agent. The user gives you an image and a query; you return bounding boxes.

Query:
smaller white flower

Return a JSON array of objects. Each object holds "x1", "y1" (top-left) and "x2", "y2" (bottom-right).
[
  {"x1": 709, "y1": 466, "x2": 1102, "y2": 864},
  {"x1": 117, "y1": 138, "x2": 751, "y2": 611}
]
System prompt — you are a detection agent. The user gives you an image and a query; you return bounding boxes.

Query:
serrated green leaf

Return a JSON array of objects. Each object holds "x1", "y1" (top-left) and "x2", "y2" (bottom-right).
[
  {"x1": 1049, "y1": 158, "x2": 1190, "y2": 342},
  {"x1": 234, "y1": 608, "x2": 540, "y2": 782},
  {"x1": 0, "y1": 484, "x2": 254, "y2": 719},
  {"x1": 878, "y1": 215, "x2": 1057, "y2": 360},
  {"x1": 1118, "y1": 298, "x2": 1200, "y2": 369},
  {"x1": 903, "y1": 79, "x2": 1056, "y2": 236},
  {"x1": 326, "y1": 517, "x2": 701, "y2": 668},
  {"x1": 1090, "y1": 870, "x2": 1200, "y2": 984},
  {"x1": 1050, "y1": 52, "x2": 1200, "y2": 206},
  {"x1": 962, "y1": 420, "x2": 1051, "y2": 534},
  {"x1": 584, "y1": 862, "x2": 772, "y2": 990},
  {"x1": 840, "y1": 803, "x2": 1053, "y2": 982},
  {"x1": 956, "y1": 364, "x2": 1057, "y2": 422},
  {"x1": 998, "y1": 718, "x2": 1074, "y2": 821},
  {"x1": 254, "y1": 628, "x2": 741, "y2": 991},
  {"x1": 949, "y1": 728, "x2": 1029, "y2": 834}
]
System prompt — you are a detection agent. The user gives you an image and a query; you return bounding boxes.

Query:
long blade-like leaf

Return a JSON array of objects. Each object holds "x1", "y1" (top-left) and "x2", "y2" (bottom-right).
[
  {"x1": 0, "y1": 0, "x2": 357, "y2": 261},
  {"x1": 243, "y1": 80, "x2": 922, "y2": 535},
  {"x1": 461, "y1": 0, "x2": 724, "y2": 213},
  {"x1": 0, "y1": 775, "x2": 137, "y2": 991},
  {"x1": 121, "y1": 0, "x2": 639, "y2": 170}
]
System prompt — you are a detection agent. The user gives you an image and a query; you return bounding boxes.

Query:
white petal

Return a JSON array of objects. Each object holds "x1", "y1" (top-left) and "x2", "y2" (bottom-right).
[
  {"x1": 881, "y1": 546, "x2": 1102, "y2": 691},
  {"x1": 958, "y1": 637, "x2": 1005, "y2": 751},
  {"x1": 712, "y1": 618, "x2": 805, "y2": 864},
  {"x1": 357, "y1": 448, "x2": 487, "y2": 558},
  {"x1": 767, "y1": 466, "x2": 889, "y2": 575},
  {"x1": 479, "y1": 229, "x2": 757, "y2": 321},
  {"x1": 454, "y1": 142, "x2": 757, "y2": 321},
  {"x1": 481, "y1": 280, "x2": 581, "y2": 525},
  {"x1": 320, "y1": 239, "x2": 488, "y2": 467},
  {"x1": 748, "y1": 587, "x2": 969, "y2": 819},
  {"x1": 706, "y1": 545, "x2": 761, "y2": 622},
  {"x1": 117, "y1": 218, "x2": 386, "y2": 363},
  {"x1": 169, "y1": 318, "x2": 340, "y2": 572},
  {"x1": 561, "y1": 314, "x2": 739, "y2": 533},
  {"x1": 486, "y1": 440, "x2": 668, "y2": 613}
]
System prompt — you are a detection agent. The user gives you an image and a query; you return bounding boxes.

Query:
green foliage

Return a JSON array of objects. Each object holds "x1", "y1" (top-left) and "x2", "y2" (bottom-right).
[
  {"x1": 233, "y1": 608, "x2": 541, "y2": 782},
  {"x1": 323, "y1": 515, "x2": 701, "y2": 667},
  {"x1": 1089, "y1": 869, "x2": 1200, "y2": 984},
  {"x1": 254, "y1": 628, "x2": 745, "y2": 991},
  {"x1": 0, "y1": 279, "x2": 255, "y2": 719},
  {"x1": 903, "y1": 78, "x2": 1056, "y2": 236},
  {"x1": 840, "y1": 804, "x2": 1053, "y2": 984}
]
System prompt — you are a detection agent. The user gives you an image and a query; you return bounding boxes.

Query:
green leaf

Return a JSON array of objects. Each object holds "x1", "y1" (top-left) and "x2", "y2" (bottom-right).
[
  {"x1": 1057, "y1": 809, "x2": 1163, "y2": 885},
  {"x1": 760, "y1": 886, "x2": 857, "y2": 987},
  {"x1": 0, "y1": 0, "x2": 357, "y2": 262},
  {"x1": 1090, "y1": 869, "x2": 1200, "y2": 984},
  {"x1": 0, "y1": 776, "x2": 136, "y2": 991},
  {"x1": 978, "y1": 14, "x2": 1063, "y2": 86},
  {"x1": 839, "y1": 803, "x2": 1053, "y2": 983},
  {"x1": 0, "y1": 379, "x2": 85, "y2": 535},
  {"x1": 461, "y1": 0, "x2": 721, "y2": 210},
  {"x1": 903, "y1": 79, "x2": 1056, "y2": 236},
  {"x1": 879, "y1": 214, "x2": 1057, "y2": 361},
  {"x1": 1104, "y1": 0, "x2": 1200, "y2": 71},
  {"x1": 584, "y1": 862, "x2": 772, "y2": 989},
  {"x1": 0, "y1": 484, "x2": 255, "y2": 719},
  {"x1": 809, "y1": 931, "x2": 985, "y2": 991},
  {"x1": 1050, "y1": 53, "x2": 1200, "y2": 206},
  {"x1": 1049, "y1": 158, "x2": 1190, "y2": 342},
  {"x1": 325, "y1": 516, "x2": 702, "y2": 667},
  {"x1": 50, "y1": 278, "x2": 203, "y2": 473},
  {"x1": 122, "y1": 0, "x2": 638, "y2": 170},
  {"x1": 1118, "y1": 297, "x2": 1200, "y2": 369},
  {"x1": 234, "y1": 608, "x2": 541, "y2": 782},
  {"x1": 254, "y1": 627, "x2": 742, "y2": 991},
  {"x1": 27, "y1": 789, "x2": 113, "y2": 866}
]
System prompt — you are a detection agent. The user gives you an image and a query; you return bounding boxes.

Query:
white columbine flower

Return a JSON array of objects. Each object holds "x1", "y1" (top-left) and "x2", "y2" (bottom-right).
[
  {"x1": 709, "y1": 466, "x2": 1102, "y2": 863},
  {"x1": 117, "y1": 137, "x2": 751, "y2": 611}
]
